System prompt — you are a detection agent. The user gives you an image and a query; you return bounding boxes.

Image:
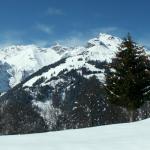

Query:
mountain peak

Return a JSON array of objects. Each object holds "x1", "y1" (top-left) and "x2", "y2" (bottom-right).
[
  {"x1": 98, "y1": 33, "x2": 121, "y2": 42},
  {"x1": 99, "y1": 33, "x2": 113, "y2": 38},
  {"x1": 0, "y1": 33, "x2": 123, "y2": 92},
  {"x1": 51, "y1": 42, "x2": 69, "y2": 55},
  {"x1": 87, "y1": 33, "x2": 121, "y2": 49}
]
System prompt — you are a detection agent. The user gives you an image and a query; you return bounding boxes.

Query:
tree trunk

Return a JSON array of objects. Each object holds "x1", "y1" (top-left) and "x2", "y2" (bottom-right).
[{"x1": 129, "y1": 110, "x2": 134, "y2": 122}]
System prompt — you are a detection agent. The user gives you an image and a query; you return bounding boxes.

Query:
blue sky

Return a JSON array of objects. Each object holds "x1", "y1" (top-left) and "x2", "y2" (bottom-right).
[{"x1": 0, "y1": 0, "x2": 150, "y2": 47}]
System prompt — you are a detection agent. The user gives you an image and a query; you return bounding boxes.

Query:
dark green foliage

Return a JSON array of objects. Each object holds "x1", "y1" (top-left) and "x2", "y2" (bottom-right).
[
  {"x1": 32, "y1": 77, "x2": 46, "y2": 87},
  {"x1": 80, "y1": 67, "x2": 101, "y2": 75},
  {"x1": 55, "y1": 102, "x2": 72, "y2": 130},
  {"x1": 88, "y1": 60, "x2": 108, "y2": 69},
  {"x1": 0, "y1": 101, "x2": 48, "y2": 135},
  {"x1": 52, "y1": 88, "x2": 61, "y2": 108},
  {"x1": 35, "y1": 85, "x2": 52, "y2": 102},
  {"x1": 71, "y1": 76, "x2": 105, "y2": 128},
  {"x1": 78, "y1": 58, "x2": 83, "y2": 61},
  {"x1": 106, "y1": 34, "x2": 150, "y2": 121}
]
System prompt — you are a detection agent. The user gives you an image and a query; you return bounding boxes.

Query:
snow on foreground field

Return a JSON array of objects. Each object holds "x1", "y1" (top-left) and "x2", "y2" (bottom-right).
[{"x1": 0, "y1": 119, "x2": 150, "y2": 150}]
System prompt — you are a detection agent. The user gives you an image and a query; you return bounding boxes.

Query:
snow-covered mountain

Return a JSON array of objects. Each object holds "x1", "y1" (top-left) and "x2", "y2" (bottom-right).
[
  {"x1": 0, "y1": 33, "x2": 128, "y2": 128},
  {"x1": 0, "y1": 33, "x2": 121, "y2": 92},
  {"x1": 0, "y1": 118, "x2": 149, "y2": 150},
  {"x1": 23, "y1": 33, "x2": 121, "y2": 87},
  {"x1": 1, "y1": 33, "x2": 150, "y2": 132},
  {"x1": 0, "y1": 44, "x2": 62, "y2": 92}
]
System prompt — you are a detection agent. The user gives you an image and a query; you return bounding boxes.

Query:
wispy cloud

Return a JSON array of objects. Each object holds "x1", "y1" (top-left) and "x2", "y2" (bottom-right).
[
  {"x1": 0, "y1": 26, "x2": 131, "y2": 48},
  {"x1": 57, "y1": 37, "x2": 87, "y2": 47},
  {"x1": 0, "y1": 30, "x2": 26, "y2": 47},
  {"x1": 36, "y1": 24, "x2": 54, "y2": 35},
  {"x1": 32, "y1": 40, "x2": 51, "y2": 47},
  {"x1": 46, "y1": 7, "x2": 64, "y2": 16},
  {"x1": 56, "y1": 31, "x2": 88, "y2": 47},
  {"x1": 90, "y1": 27, "x2": 131, "y2": 40},
  {"x1": 56, "y1": 27, "x2": 125, "y2": 47}
]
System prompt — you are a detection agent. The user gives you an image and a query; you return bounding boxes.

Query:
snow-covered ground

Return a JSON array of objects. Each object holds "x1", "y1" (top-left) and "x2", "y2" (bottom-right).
[{"x1": 0, "y1": 119, "x2": 149, "y2": 150}]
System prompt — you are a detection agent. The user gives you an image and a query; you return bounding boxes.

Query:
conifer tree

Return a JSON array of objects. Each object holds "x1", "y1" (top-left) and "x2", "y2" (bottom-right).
[
  {"x1": 106, "y1": 34, "x2": 150, "y2": 122},
  {"x1": 0, "y1": 101, "x2": 48, "y2": 135},
  {"x1": 71, "y1": 76, "x2": 105, "y2": 128}
]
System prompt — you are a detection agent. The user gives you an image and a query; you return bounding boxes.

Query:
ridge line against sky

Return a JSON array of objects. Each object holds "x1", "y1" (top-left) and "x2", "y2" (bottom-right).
[{"x1": 0, "y1": 0, "x2": 150, "y2": 48}]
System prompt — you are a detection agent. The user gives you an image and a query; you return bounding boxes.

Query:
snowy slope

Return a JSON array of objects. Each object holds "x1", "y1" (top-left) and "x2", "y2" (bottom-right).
[
  {"x1": 0, "y1": 44, "x2": 62, "y2": 91},
  {"x1": 0, "y1": 119, "x2": 149, "y2": 150},
  {"x1": 0, "y1": 33, "x2": 122, "y2": 92},
  {"x1": 23, "y1": 33, "x2": 122, "y2": 87}
]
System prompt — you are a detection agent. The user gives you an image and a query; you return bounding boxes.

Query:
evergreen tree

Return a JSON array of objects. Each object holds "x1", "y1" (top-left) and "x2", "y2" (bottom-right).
[
  {"x1": 71, "y1": 76, "x2": 105, "y2": 128},
  {"x1": 52, "y1": 88, "x2": 61, "y2": 108},
  {"x1": 0, "y1": 101, "x2": 48, "y2": 135},
  {"x1": 106, "y1": 34, "x2": 150, "y2": 122}
]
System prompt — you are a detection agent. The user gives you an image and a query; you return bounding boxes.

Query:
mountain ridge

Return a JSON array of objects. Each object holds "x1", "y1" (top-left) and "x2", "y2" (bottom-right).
[{"x1": 0, "y1": 33, "x2": 121, "y2": 92}]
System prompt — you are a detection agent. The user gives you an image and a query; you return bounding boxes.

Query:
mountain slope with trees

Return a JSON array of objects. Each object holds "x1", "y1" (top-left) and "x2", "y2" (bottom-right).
[{"x1": 0, "y1": 33, "x2": 150, "y2": 134}]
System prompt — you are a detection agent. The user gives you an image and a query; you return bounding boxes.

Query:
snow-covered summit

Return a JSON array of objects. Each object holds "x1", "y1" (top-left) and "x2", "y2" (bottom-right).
[
  {"x1": 86, "y1": 33, "x2": 122, "y2": 63},
  {"x1": 88, "y1": 33, "x2": 121, "y2": 49},
  {"x1": 0, "y1": 33, "x2": 122, "y2": 92},
  {"x1": 22, "y1": 33, "x2": 122, "y2": 88}
]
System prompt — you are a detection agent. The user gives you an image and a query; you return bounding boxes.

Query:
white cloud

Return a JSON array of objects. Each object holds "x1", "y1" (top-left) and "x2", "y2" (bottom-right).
[
  {"x1": 0, "y1": 39, "x2": 22, "y2": 48},
  {"x1": 57, "y1": 37, "x2": 87, "y2": 47},
  {"x1": 36, "y1": 24, "x2": 54, "y2": 35},
  {"x1": 56, "y1": 31, "x2": 88, "y2": 47},
  {"x1": 0, "y1": 26, "x2": 130, "y2": 49},
  {"x1": 0, "y1": 30, "x2": 26, "y2": 47},
  {"x1": 3, "y1": 30, "x2": 25, "y2": 40},
  {"x1": 32, "y1": 40, "x2": 51, "y2": 47},
  {"x1": 47, "y1": 7, "x2": 64, "y2": 16},
  {"x1": 56, "y1": 27, "x2": 120, "y2": 47}
]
